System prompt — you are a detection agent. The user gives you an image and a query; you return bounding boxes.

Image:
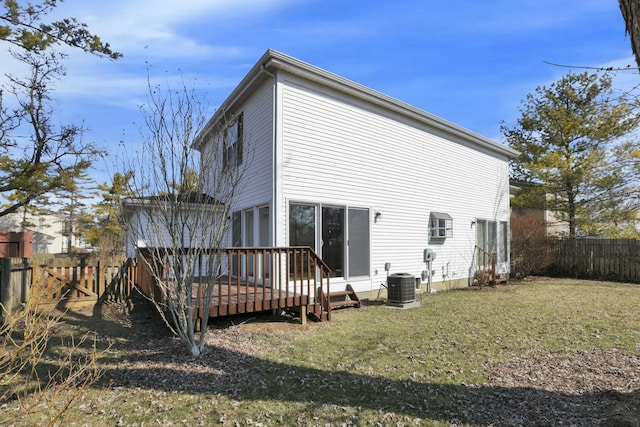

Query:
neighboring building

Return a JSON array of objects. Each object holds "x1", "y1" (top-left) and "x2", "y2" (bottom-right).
[
  {"x1": 0, "y1": 209, "x2": 70, "y2": 254},
  {"x1": 510, "y1": 184, "x2": 570, "y2": 237},
  {"x1": 195, "y1": 50, "x2": 517, "y2": 294},
  {"x1": 0, "y1": 231, "x2": 32, "y2": 257},
  {"x1": 122, "y1": 194, "x2": 225, "y2": 258}
]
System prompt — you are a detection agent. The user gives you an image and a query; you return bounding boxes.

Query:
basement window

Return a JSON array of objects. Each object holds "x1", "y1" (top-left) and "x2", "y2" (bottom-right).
[{"x1": 430, "y1": 212, "x2": 453, "y2": 239}]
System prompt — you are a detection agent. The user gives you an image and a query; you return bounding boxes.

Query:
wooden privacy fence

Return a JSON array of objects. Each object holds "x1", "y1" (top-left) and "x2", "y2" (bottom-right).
[
  {"x1": 0, "y1": 258, "x2": 32, "y2": 315},
  {"x1": 0, "y1": 257, "x2": 137, "y2": 315},
  {"x1": 547, "y1": 238, "x2": 640, "y2": 283}
]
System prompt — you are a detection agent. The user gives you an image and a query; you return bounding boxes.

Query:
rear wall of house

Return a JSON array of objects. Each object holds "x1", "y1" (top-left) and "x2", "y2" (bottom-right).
[{"x1": 277, "y1": 72, "x2": 511, "y2": 293}]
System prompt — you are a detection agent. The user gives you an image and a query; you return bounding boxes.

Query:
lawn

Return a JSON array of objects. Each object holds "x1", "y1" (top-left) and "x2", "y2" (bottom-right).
[{"x1": 5, "y1": 277, "x2": 640, "y2": 426}]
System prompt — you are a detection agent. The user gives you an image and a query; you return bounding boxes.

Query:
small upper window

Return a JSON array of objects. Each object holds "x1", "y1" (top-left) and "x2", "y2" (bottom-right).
[
  {"x1": 430, "y1": 212, "x2": 453, "y2": 239},
  {"x1": 223, "y1": 113, "x2": 243, "y2": 167}
]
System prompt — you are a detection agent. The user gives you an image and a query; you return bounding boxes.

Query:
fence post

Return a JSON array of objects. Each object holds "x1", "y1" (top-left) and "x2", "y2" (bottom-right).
[
  {"x1": 97, "y1": 260, "x2": 102, "y2": 301},
  {"x1": 20, "y1": 258, "x2": 31, "y2": 304},
  {"x1": 1, "y1": 258, "x2": 12, "y2": 321}
]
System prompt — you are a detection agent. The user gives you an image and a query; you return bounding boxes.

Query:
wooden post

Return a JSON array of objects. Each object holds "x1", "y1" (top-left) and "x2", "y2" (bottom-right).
[
  {"x1": 300, "y1": 304, "x2": 307, "y2": 326},
  {"x1": 21, "y1": 258, "x2": 31, "y2": 305},
  {"x1": 96, "y1": 260, "x2": 102, "y2": 301},
  {"x1": 1, "y1": 258, "x2": 12, "y2": 321}
]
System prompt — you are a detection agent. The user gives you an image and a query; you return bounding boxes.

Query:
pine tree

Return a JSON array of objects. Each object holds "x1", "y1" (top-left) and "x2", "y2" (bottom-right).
[
  {"x1": 502, "y1": 72, "x2": 640, "y2": 237},
  {"x1": 82, "y1": 171, "x2": 134, "y2": 255}
]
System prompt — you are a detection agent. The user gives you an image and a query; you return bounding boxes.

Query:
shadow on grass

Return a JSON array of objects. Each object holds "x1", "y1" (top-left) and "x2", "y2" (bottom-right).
[{"x1": 51, "y1": 298, "x2": 638, "y2": 427}]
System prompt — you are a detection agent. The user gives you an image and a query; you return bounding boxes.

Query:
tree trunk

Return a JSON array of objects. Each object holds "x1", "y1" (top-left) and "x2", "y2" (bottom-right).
[
  {"x1": 620, "y1": 0, "x2": 640, "y2": 69},
  {"x1": 568, "y1": 192, "x2": 577, "y2": 238}
]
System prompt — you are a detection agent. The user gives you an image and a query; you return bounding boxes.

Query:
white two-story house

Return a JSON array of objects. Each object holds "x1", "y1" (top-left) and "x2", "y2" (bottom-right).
[{"x1": 197, "y1": 49, "x2": 517, "y2": 295}]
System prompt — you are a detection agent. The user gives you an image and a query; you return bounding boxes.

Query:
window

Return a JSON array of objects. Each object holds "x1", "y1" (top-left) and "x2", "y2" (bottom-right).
[
  {"x1": 289, "y1": 204, "x2": 317, "y2": 278},
  {"x1": 231, "y1": 211, "x2": 242, "y2": 276},
  {"x1": 322, "y1": 206, "x2": 345, "y2": 277},
  {"x1": 430, "y1": 212, "x2": 453, "y2": 239},
  {"x1": 223, "y1": 113, "x2": 243, "y2": 167},
  {"x1": 232, "y1": 211, "x2": 242, "y2": 246},
  {"x1": 289, "y1": 204, "x2": 316, "y2": 248}
]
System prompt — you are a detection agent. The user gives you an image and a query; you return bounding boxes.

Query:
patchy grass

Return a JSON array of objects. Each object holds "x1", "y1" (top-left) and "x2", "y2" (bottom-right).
[{"x1": 4, "y1": 278, "x2": 640, "y2": 426}]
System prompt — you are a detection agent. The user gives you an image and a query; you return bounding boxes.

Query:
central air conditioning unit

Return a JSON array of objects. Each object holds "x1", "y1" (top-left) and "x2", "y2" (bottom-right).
[{"x1": 387, "y1": 273, "x2": 416, "y2": 304}]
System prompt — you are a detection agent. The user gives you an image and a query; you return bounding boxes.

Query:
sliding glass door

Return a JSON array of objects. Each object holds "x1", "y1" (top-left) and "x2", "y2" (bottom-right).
[
  {"x1": 322, "y1": 206, "x2": 344, "y2": 278},
  {"x1": 289, "y1": 203, "x2": 369, "y2": 279}
]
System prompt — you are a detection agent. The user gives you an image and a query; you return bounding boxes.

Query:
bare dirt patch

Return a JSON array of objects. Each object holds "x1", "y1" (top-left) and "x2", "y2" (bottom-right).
[
  {"x1": 487, "y1": 352, "x2": 640, "y2": 426},
  {"x1": 61, "y1": 294, "x2": 300, "y2": 395}
]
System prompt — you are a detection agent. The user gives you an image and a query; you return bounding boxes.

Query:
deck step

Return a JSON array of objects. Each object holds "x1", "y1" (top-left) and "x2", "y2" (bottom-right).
[
  {"x1": 308, "y1": 303, "x2": 330, "y2": 321},
  {"x1": 328, "y1": 290, "x2": 353, "y2": 298},
  {"x1": 329, "y1": 299, "x2": 360, "y2": 309},
  {"x1": 327, "y1": 284, "x2": 361, "y2": 310}
]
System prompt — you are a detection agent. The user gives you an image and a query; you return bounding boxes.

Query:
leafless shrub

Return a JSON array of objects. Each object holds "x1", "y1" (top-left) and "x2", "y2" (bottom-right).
[
  {"x1": 510, "y1": 212, "x2": 555, "y2": 278},
  {"x1": 0, "y1": 286, "x2": 105, "y2": 426}
]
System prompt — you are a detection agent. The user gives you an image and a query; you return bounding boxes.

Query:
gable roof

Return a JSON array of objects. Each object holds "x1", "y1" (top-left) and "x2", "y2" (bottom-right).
[{"x1": 198, "y1": 49, "x2": 518, "y2": 159}]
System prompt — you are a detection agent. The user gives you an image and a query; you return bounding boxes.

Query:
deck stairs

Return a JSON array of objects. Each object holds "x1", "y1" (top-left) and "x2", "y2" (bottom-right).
[
  {"x1": 327, "y1": 284, "x2": 361, "y2": 310},
  {"x1": 489, "y1": 254, "x2": 508, "y2": 286},
  {"x1": 309, "y1": 284, "x2": 361, "y2": 321}
]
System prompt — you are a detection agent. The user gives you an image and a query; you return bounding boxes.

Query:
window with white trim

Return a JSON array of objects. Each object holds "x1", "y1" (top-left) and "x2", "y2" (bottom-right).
[
  {"x1": 289, "y1": 202, "x2": 370, "y2": 278},
  {"x1": 430, "y1": 212, "x2": 453, "y2": 239}
]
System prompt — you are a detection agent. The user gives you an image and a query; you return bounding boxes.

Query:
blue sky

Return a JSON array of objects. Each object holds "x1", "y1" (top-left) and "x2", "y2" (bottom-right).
[{"x1": 1, "y1": 0, "x2": 635, "y2": 185}]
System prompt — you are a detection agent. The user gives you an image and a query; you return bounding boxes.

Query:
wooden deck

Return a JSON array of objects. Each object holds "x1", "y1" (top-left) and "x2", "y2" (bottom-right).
[
  {"x1": 136, "y1": 247, "x2": 332, "y2": 324},
  {"x1": 192, "y1": 277, "x2": 311, "y2": 318}
]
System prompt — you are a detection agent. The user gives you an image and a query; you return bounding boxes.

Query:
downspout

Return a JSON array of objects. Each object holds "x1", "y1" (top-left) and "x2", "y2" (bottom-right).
[{"x1": 261, "y1": 64, "x2": 278, "y2": 247}]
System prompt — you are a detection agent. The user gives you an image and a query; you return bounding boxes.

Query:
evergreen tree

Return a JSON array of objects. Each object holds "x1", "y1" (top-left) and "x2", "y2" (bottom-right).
[
  {"x1": 82, "y1": 171, "x2": 134, "y2": 255},
  {"x1": 0, "y1": 1, "x2": 120, "y2": 58},
  {"x1": 53, "y1": 170, "x2": 93, "y2": 252},
  {"x1": 502, "y1": 72, "x2": 640, "y2": 237}
]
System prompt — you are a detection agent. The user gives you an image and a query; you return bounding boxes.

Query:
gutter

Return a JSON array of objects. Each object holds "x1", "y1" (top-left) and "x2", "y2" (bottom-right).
[{"x1": 196, "y1": 49, "x2": 519, "y2": 159}]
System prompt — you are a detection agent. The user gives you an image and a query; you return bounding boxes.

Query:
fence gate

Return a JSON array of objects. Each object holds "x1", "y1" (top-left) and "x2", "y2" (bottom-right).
[
  {"x1": 1, "y1": 257, "x2": 136, "y2": 312},
  {"x1": 37, "y1": 264, "x2": 99, "y2": 306}
]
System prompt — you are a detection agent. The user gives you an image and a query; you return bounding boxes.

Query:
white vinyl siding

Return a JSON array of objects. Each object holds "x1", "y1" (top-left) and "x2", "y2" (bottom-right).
[
  {"x1": 279, "y1": 74, "x2": 510, "y2": 291},
  {"x1": 231, "y1": 80, "x2": 274, "y2": 209},
  {"x1": 201, "y1": 80, "x2": 274, "y2": 228},
  {"x1": 198, "y1": 61, "x2": 512, "y2": 293}
]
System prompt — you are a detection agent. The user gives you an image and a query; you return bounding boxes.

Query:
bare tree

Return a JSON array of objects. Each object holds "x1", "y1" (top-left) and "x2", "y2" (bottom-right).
[{"x1": 122, "y1": 78, "x2": 245, "y2": 356}]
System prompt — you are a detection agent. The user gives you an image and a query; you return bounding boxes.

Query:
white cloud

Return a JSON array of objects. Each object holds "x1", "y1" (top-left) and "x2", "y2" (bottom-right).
[
  {"x1": 57, "y1": 0, "x2": 303, "y2": 59},
  {"x1": 11, "y1": 0, "x2": 300, "y2": 110}
]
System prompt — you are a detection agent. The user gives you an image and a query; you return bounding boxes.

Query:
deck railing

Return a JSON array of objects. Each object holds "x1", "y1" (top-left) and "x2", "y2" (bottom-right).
[{"x1": 136, "y1": 246, "x2": 333, "y2": 321}]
